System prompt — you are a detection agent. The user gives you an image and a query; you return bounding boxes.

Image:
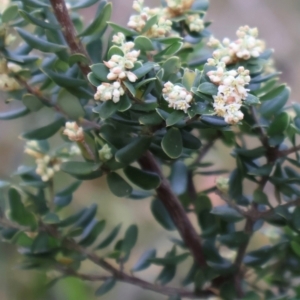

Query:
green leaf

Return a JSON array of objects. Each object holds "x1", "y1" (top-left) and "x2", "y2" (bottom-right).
[
  {"x1": 244, "y1": 93, "x2": 260, "y2": 105},
  {"x1": 54, "y1": 181, "x2": 81, "y2": 207},
  {"x1": 293, "y1": 207, "x2": 300, "y2": 231},
  {"x1": 154, "y1": 42, "x2": 183, "y2": 59},
  {"x1": 79, "y1": 220, "x2": 106, "y2": 247},
  {"x1": 134, "y1": 36, "x2": 154, "y2": 51},
  {"x1": 267, "y1": 112, "x2": 290, "y2": 136},
  {"x1": 16, "y1": 28, "x2": 66, "y2": 53},
  {"x1": 218, "y1": 232, "x2": 249, "y2": 247},
  {"x1": 74, "y1": 204, "x2": 98, "y2": 228},
  {"x1": 115, "y1": 136, "x2": 152, "y2": 164},
  {"x1": 139, "y1": 111, "x2": 163, "y2": 125},
  {"x1": 72, "y1": 0, "x2": 99, "y2": 9},
  {"x1": 182, "y1": 69, "x2": 196, "y2": 90},
  {"x1": 0, "y1": 106, "x2": 30, "y2": 120},
  {"x1": 22, "y1": 0, "x2": 50, "y2": 8},
  {"x1": 21, "y1": 118, "x2": 64, "y2": 140},
  {"x1": 181, "y1": 130, "x2": 202, "y2": 150},
  {"x1": 42, "y1": 69, "x2": 87, "y2": 88},
  {"x1": 123, "y1": 81, "x2": 136, "y2": 96},
  {"x1": 91, "y1": 63, "x2": 109, "y2": 81},
  {"x1": 141, "y1": 15, "x2": 158, "y2": 33},
  {"x1": 60, "y1": 161, "x2": 102, "y2": 180},
  {"x1": 291, "y1": 241, "x2": 300, "y2": 257},
  {"x1": 201, "y1": 115, "x2": 228, "y2": 127},
  {"x1": 124, "y1": 166, "x2": 161, "y2": 190},
  {"x1": 210, "y1": 206, "x2": 244, "y2": 222},
  {"x1": 96, "y1": 223, "x2": 122, "y2": 249},
  {"x1": 78, "y1": 3, "x2": 112, "y2": 37},
  {"x1": 170, "y1": 161, "x2": 187, "y2": 195},
  {"x1": 107, "y1": 22, "x2": 137, "y2": 36},
  {"x1": 162, "y1": 57, "x2": 181, "y2": 81},
  {"x1": 68, "y1": 54, "x2": 90, "y2": 66},
  {"x1": 253, "y1": 189, "x2": 270, "y2": 206},
  {"x1": 162, "y1": 127, "x2": 182, "y2": 159},
  {"x1": 133, "y1": 62, "x2": 155, "y2": 79},
  {"x1": 121, "y1": 224, "x2": 138, "y2": 256},
  {"x1": 107, "y1": 172, "x2": 132, "y2": 197},
  {"x1": 56, "y1": 89, "x2": 85, "y2": 119},
  {"x1": 260, "y1": 86, "x2": 290, "y2": 118},
  {"x1": 151, "y1": 199, "x2": 176, "y2": 231},
  {"x1": 2, "y1": 5, "x2": 19, "y2": 23},
  {"x1": 150, "y1": 253, "x2": 189, "y2": 265},
  {"x1": 22, "y1": 94, "x2": 44, "y2": 112},
  {"x1": 198, "y1": 82, "x2": 218, "y2": 95},
  {"x1": 8, "y1": 188, "x2": 36, "y2": 228},
  {"x1": 93, "y1": 101, "x2": 119, "y2": 119},
  {"x1": 166, "y1": 111, "x2": 185, "y2": 127},
  {"x1": 18, "y1": 10, "x2": 59, "y2": 30},
  {"x1": 132, "y1": 249, "x2": 156, "y2": 272},
  {"x1": 95, "y1": 278, "x2": 116, "y2": 296}
]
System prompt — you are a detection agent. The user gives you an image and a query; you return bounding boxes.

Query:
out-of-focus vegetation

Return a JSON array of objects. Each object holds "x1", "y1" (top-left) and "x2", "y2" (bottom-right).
[{"x1": 0, "y1": 1, "x2": 300, "y2": 299}]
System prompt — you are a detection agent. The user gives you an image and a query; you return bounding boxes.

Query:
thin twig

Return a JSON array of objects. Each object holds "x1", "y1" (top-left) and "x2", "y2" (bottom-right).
[{"x1": 277, "y1": 144, "x2": 300, "y2": 157}]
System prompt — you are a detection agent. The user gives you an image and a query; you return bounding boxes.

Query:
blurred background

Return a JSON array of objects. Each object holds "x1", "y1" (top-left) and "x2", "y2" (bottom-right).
[{"x1": 0, "y1": 0, "x2": 300, "y2": 299}]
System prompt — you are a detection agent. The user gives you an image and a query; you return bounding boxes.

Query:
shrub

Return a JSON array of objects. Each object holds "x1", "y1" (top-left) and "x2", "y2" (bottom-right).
[{"x1": 0, "y1": 0, "x2": 300, "y2": 299}]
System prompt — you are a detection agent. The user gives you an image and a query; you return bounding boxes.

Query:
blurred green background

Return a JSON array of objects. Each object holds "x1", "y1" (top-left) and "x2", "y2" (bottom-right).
[{"x1": 0, "y1": 0, "x2": 300, "y2": 299}]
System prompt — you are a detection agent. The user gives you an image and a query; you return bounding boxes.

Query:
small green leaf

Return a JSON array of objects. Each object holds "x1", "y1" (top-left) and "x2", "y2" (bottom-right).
[
  {"x1": 150, "y1": 253, "x2": 189, "y2": 265},
  {"x1": 18, "y1": 10, "x2": 59, "y2": 30},
  {"x1": 0, "y1": 106, "x2": 30, "y2": 120},
  {"x1": 107, "y1": 172, "x2": 132, "y2": 197},
  {"x1": 154, "y1": 42, "x2": 183, "y2": 59},
  {"x1": 132, "y1": 249, "x2": 156, "y2": 272},
  {"x1": 107, "y1": 22, "x2": 137, "y2": 36},
  {"x1": 22, "y1": 94, "x2": 44, "y2": 112},
  {"x1": 253, "y1": 189, "x2": 270, "y2": 206},
  {"x1": 162, "y1": 57, "x2": 181, "y2": 81},
  {"x1": 260, "y1": 86, "x2": 290, "y2": 118},
  {"x1": 79, "y1": 3, "x2": 112, "y2": 37},
  {"x1": 54, "y1": 181, "x2": 81, "y2": 207},
  {"x1": 198, "y1": 82, "x2": 218, "y2": 95},
  {"x1": 115, "y1": 136, "x2": 152, "y2": 165},
  {"x1": 21, "y1": 118, "x2": 64, "y2": 140},
  {"x1": 133, "y1": 62, "x2": 155, "y2": 79},
  {"x1": 95, "y1": 278, "x2": 116, "y2": 296},
  {"x1": 57, "y1": 89, "x2": 85, "y2": 119},
  {"x1": 141, "y1": 15, "x2": 158, "y2": 33},
  {"x1": 244, "y1": 93, "x2": 260, "y2": 105},
  {"x1": 8, "y1": 188, "x2": 36, "y2": 228},
  {"x1": 72, "y1": 0, "x2": 99, "y2": 9},
  {"x1": 181, "y1": 130, "x2": 202, "y2": 150},
  {"x1": 201, "y1": 115, "x2": 228, "y2": 127},
  {"x1": 134, "y1": 36, "x2": 154, "y2": 51},
  {"x1": 162, "y1": 127, "x2": 182, "y2": 159},
  {"x1": 68, "y1": 53, "x2": 90, "y2": 66},
  {"x1": 2, "y1": 5, "x2": 19, "y2": 23},
  {"x1": 291, "y1": 241, "x2": 300, "y2": 257},
  {"x1": 182, "y1": 69, "x2": 196, "y2": 90},
  {"x1": 93, "y1": 101, "x2": 119, "y2": 119},
  {"x1": 166, "y1": 111, "x2": 185, "y2": 127},
  {"x1": 139, "y1": 111, "x2": 163, "y2": 125},
  {"x1": 124, "y1": 166, "x2": 161, "y2": 190},
  {"x1": 210, "y1": 205, "x2": 244, "y2": 222},
  {"x1": 267, "y1": 112, "x2": 290, "y2": 136},
  {"x1": 96, "y1": 223, "x2": 122, "y2": 249},
  {"x1": 16, "y1": 28, "x2": 66, "y2": 53},
  {"x1": 91, "y1": 63, "x2": 109, "y2": 81},
  {"x1": 74, "y1": 204, "x2": 98, "y2": 228},
  {"x1": 121, "y1": 224, "x2": 138, "y2": 256},
  {"x1": 151, "y1": 199, "x2": 176, "y2": 231},
  {"x1": 79, "y1": 220, "x2": 106, "y2": 247},
  {"x1": 60, "y1": 161, "x2": 102, "y2": 180},
  {"x1": 170, "y1": 161, "x2": 187, "y2": 195}
]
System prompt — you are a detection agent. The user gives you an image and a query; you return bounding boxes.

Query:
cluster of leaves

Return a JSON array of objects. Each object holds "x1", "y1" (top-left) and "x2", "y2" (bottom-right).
[{"x1": 1, "y1": 0, "x2": 300, "y2": 299}]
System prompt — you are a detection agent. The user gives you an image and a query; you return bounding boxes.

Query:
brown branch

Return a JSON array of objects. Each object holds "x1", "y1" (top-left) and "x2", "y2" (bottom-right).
[
  {"x1": 278, "y1": 144, "x2": 300, "y2": 157},
  {"x1": 49, "y1": 0, "x2": 91, "y2": 78},
  {"x1": 138, "y1": 151, "x2": 207, "y2": 268}
]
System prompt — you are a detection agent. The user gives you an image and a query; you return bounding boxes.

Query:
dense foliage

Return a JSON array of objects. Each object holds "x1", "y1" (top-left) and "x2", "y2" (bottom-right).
[{"x1": 0, "y1": 0, "x2": 300, "y2": 299}]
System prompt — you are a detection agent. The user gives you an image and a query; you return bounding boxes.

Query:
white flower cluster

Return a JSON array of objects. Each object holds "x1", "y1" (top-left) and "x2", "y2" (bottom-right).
[
  {"x1": 166, "y1": 0, "x2": 193, "y2": 15},
  {"x1": 162, "y1": 82, "x2": 193, "y2": 113},
  {"x1": 207, "y1": 26, "x2": 265, "y2": 65},
  {"x1": 36, "y1": 155, "x2": 60, "y2": 182},
  {"x1": 0, "y1": 59, "x2": 20, "y2": 92},
  {"x1": 99, "y1": 144, "x2": 113, "y2": 162},
  {"x1": 24, "y1": 141, "x2": 61, "y2": 182},
  {"x1": 186, "y1": 14, "x2": 205, "y2": 32},
  {"x1": 104, "y1": 33, "x2": 139, "y2": 82},
  {"x1": 63, "y1": 122, "x2": 84, "y2": 142},
  {"x1": 128, "y1": 0, "x2": 172, "y2": 38},
  {"x1": 94, "y1": 82, "x2": 125, "y2": 103},
  {"x1": 207, "y1": 64, "x2": 251, "y2": 124}
]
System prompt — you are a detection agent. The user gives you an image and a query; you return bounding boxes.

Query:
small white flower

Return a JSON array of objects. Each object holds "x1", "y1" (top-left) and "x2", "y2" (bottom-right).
[{"x1": 63, "y1": 122, "x2": 84, "y2": 142}]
